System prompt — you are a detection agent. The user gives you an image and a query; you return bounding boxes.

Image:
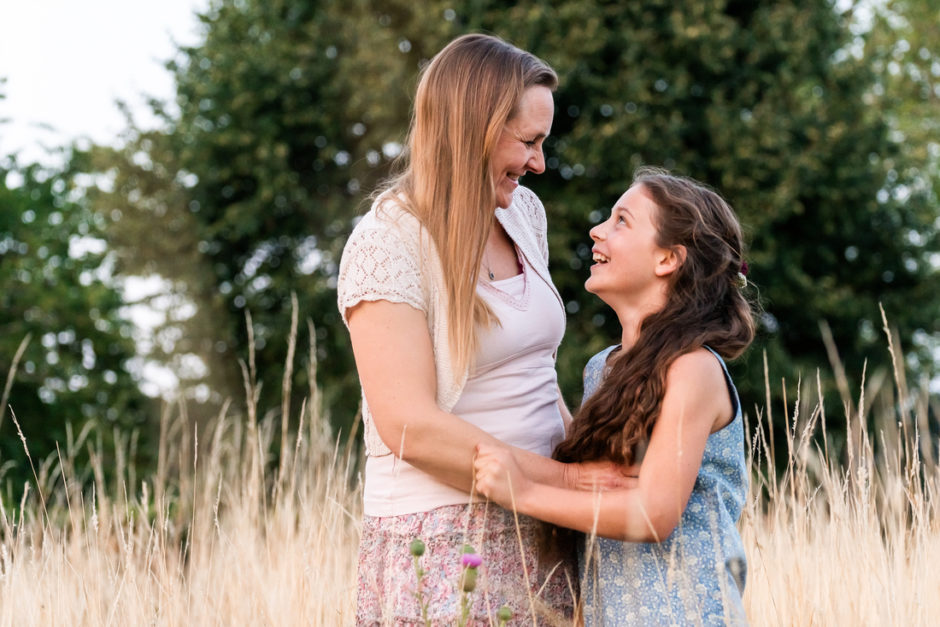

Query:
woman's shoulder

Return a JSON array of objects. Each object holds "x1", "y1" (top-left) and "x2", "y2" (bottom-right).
[
  {"x1": 337, "y1": 193, "x2": 432, "y2": 320},
  {"x1": 339, "y1": 193, "x2": 427, "y2": 275},
  {"x1": 342, "y1": 194, "x2": 424, "y2": 260},
  {"x1": 353, "y1": 192, "x2": 420, "y2": 236}
]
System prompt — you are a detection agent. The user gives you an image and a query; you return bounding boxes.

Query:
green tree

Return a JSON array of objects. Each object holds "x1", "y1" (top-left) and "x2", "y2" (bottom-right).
[
  {"x1": 868, "y1": 0, "x2": 939, "y2": 187},
  {"x1": 482, "y1": 1, "x2": 939, "y2": 428},
  {"x1": 0, "y1": 156, "x2": 153, "y2": 487},
  {"x1": 86, "y1": 0, "x2": 938, "y2": 455},
  {"x1": 865, "y1": 0, "x2": 940, "y2": 361},
  {"x1": 84, "y1": 0, "x2": 473, "y2": 434}
]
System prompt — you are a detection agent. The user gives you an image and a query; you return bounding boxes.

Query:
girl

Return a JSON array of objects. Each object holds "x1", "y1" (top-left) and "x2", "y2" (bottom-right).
[{"x1": 474, "y1": 167, "x2": 755, "y2": 626}]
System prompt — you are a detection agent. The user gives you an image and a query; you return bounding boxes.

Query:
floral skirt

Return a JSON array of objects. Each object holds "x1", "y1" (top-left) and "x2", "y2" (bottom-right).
[{"x1": 356, "y1": 502, "x2": 576, "y2": 626}]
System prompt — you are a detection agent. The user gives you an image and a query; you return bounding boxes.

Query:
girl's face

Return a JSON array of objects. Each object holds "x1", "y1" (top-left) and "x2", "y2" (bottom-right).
[
  {"x1": 586, "y1": 184, "x2": 672, "y2": 306},
  {"x1": 489, "y1": 86, "x2": 554, "y2": 209}
]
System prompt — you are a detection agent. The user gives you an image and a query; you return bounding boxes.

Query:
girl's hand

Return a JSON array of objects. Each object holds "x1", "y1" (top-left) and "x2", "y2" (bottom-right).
[
  {"x1": 474, "y1": 443, "x2": 531, "y2": 508},
  {"x1": 565, "y1": 460, "x2": 639, "y2": 491}
]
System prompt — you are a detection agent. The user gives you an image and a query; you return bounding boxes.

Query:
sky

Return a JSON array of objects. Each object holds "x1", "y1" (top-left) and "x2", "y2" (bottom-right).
[
  {"x1": 1, "y1": 1, "x2": 208, "y2": 396},
  {"x1": 0, "y1": 0, "x2": 207, "y2": 164}
]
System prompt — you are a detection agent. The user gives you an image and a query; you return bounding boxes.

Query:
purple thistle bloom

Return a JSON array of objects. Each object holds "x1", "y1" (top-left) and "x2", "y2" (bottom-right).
[{"x1": 461, "y1": 553, "x2": 483, "y2": 568}]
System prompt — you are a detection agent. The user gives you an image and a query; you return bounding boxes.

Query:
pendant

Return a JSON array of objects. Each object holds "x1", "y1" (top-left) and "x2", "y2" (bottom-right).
[{"x1": 488, "y1": 270, "x2": 495, "y2": 280}]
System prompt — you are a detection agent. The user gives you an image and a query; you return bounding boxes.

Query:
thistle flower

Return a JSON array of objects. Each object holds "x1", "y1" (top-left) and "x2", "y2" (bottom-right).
[
  {"x1": 461, "y1": 566, "x2": 479, "y2": 592},
  {"x1": 409, "y1": 538, "x2": 426, "y2": 557},
  {"x1": 458, "y1": 544, "x2": 483, "y2": 620},
  {"x1": 408, "y1": 538, "x2": 429, "y2": 625}
]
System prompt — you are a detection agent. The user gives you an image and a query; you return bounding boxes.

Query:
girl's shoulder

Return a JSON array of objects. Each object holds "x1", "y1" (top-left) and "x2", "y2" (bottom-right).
[
  {"x1": 582, "y1": 345, "x2": 619, "y2": 392},
  {"x1": 665, "y1": 348, "x2": 736, "y2": 430},
  {"x1": 586, "y1": 345, "x2": 619, "y2": 370},
  {"x1": 667, "y1": 348, "x2": 726, "y2": 389}
]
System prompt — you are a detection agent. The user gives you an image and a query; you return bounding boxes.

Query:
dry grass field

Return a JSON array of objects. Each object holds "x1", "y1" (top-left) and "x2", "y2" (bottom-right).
[{"x1": 1, "y1": 315, "x2": 938, "y2": 625}]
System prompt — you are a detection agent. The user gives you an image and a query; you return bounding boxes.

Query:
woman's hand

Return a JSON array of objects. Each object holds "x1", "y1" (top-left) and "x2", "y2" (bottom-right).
[
  {"x1": 474, "y1": 443, "x2": 532, "y2": 509},
  {"x1": 564, "y1": 460, "x2": 639, "y2": 492}
]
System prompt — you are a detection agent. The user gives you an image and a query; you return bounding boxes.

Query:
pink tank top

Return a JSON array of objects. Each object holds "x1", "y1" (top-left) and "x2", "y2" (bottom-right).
[{"x1": 363, "y1": 250, "x2": 566, "y2": 516}]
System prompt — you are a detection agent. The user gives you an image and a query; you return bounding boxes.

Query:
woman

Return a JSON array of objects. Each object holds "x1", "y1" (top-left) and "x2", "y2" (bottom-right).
[
  {"x1": 475, "y1": 168, "x2": 755, "y2": 625},
  {"x1": 338, "y1": 34, "x2": 599, "y2": 625}
]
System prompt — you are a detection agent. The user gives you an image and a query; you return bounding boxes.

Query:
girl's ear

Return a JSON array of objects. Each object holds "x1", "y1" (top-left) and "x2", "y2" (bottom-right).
[{"x1": 654, "y1": 245, "x2": 686, "y2": 278}]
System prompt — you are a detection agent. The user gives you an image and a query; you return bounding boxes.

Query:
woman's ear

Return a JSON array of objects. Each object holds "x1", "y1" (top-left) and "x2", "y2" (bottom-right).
[{"x1": 654, "y1": 245, "x2": 686, "y2": 277}]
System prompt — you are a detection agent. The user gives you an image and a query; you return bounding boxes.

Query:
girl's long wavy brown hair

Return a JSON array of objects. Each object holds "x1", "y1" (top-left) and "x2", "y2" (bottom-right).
[
  {"x1": 554, "y1": 167, "x2": 756, "y2": 466},
  {"x1": 381, "y1": 34, "x2": 557, "y2": 379}
]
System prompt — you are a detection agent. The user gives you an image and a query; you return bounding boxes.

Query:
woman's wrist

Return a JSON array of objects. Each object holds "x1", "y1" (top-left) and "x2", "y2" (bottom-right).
[
  {"x1": 511, "y1": 449, "x2": 563, "y2": 487},
  {"x1": 560, "y1": 460, "x2": 579, "y2": 490}
]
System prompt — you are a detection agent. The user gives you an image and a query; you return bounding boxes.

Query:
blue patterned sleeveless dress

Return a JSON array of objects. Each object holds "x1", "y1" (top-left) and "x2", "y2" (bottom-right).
[{"x1": 579, "y1": 345, "x2": 748, "y2": 626}]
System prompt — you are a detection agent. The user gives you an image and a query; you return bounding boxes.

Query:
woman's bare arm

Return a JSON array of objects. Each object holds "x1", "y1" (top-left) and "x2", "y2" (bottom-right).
[{"x1": 347, "y1": 299, "x2": 576, "y2": 491}]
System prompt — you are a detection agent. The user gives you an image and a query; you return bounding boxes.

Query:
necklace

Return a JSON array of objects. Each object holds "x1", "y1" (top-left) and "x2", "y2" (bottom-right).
[{"x1": 482, "y1": 251, "x2": 496, "y2": 281}]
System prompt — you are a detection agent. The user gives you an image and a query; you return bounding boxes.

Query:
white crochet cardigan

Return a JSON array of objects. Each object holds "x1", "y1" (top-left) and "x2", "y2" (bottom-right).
[{"x1": 337, "y1": 185, "x2": 563, "y2": 456}]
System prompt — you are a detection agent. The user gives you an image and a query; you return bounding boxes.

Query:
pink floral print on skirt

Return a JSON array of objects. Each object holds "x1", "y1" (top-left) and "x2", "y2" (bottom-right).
[{"x1": 356, "y1": 502, "x2": 576, "y2": 626}]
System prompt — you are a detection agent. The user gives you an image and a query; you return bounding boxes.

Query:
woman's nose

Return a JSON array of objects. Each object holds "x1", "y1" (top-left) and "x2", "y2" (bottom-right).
[{"x1": 527, "y1": 147, "x2": 545, "y2": 174}]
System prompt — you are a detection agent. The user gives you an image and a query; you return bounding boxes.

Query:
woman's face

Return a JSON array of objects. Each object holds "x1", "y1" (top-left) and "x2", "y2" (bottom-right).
[{"x1": 490, "y1": 86, "x2": 555, "y2": 209}]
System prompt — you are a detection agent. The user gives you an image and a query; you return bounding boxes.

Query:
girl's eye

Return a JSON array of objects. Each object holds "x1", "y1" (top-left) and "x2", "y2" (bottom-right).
[{"x1": 617, "y1": 215, "x2": 626, "y2": 224}]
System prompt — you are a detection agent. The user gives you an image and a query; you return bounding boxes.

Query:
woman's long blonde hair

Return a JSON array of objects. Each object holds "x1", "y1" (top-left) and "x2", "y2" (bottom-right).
[{"x1": 385, "y1": 34, "x2": 557, "y2": 378}]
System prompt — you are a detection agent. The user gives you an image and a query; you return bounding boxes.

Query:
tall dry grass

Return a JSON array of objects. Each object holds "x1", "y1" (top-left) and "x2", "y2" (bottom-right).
[
  {"x1": 0, "y1": 308, "x2": 361, "y2": 625},
  {"x1": 741, "y1": 312, "x2": 940, "y2": 625},
  {"x1": 1, "y1": 305, "x2": 937, "y2": 625}
]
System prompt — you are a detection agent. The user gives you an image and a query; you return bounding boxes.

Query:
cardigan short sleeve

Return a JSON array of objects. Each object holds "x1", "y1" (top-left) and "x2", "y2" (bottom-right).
[{"x1": 337, "y1": 204, "x2": 428, "y2": 325}]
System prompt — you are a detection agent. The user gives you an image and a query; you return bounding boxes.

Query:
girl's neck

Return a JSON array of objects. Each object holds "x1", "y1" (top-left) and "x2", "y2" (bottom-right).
[
  {"x1": 619, "y1": 321, "x2": 640, "y2": 352},
  {"x1": 615, "y1": 299, "x2": 665, "y2": 352},
  {"x1": 616, "y1": 310, "x2": 644, "y2": 351}
]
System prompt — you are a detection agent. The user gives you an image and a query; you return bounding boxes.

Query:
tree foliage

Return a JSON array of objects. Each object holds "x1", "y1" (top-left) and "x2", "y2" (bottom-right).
[
  {"x1": 868, "y1": 0, "x2": 940, "y2": 184},
  {"x1": 0, "y1": 156, "x2": 152, "y2": 487},
  {"x1": 84, "y1": 0, "x2": 938, "y2": 449},
  {"x1": 493, "y1": 1, "x2": 940, "y2": 419}
]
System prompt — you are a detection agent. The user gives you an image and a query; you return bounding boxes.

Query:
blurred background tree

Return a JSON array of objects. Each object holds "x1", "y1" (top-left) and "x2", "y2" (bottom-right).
[
  {"x1": 25, "y1": 0, "x2": 937, "y2": 465},
  {"x1": 0, "y1": 153, "x2": 153, "y2": 489},
  {"x1": 492, "y1": 1, "x2": 940, "y2": 444},
  {"x1": 868, "y1": 0, "x2": 939, "y2": 188}
]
